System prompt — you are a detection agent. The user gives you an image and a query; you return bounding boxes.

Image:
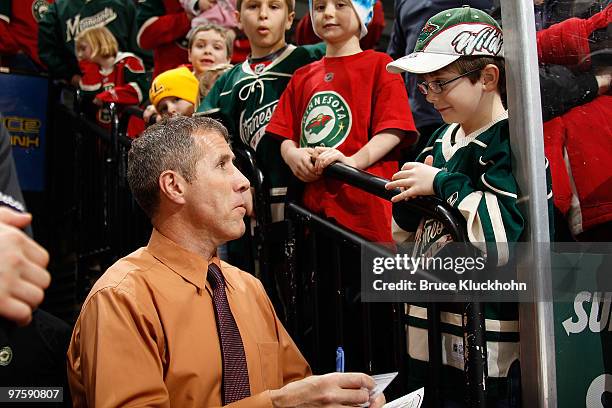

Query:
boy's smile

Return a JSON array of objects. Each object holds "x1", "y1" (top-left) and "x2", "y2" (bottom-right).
[{"x1": 188, "y1": 29, "x2": 230, "y2": 76}]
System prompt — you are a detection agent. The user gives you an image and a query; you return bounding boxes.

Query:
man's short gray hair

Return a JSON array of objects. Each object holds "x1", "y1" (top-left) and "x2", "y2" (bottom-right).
[{"x1": 127, "y1": 116, "x2": 229, "y2": 219}]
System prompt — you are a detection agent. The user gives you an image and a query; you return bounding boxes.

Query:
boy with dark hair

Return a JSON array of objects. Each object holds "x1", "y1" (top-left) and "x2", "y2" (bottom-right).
[
  {"x1": 385, "y1": 7, "x2": 553, "y2": 405},
  {"x1": 196, "y1": 0, "x2": 326, "y2": 222},
  {"x1": 386, "y1": 6, "x2": 524, "y2": 264},
  {"x1": 266, "y1": 0, "x2": 416, "y2": 243}
]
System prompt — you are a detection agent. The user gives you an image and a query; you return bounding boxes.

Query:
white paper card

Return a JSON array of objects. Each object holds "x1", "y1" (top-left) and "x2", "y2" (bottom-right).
[
  {"x1": 384, "y1": 387, "x2": 424, "y2": 408},
  {"x1": 360, "y1": 372, "x2": 399, "y2": 407},
  {"x1": 371, "y1": 372, "x2": 399, "y2": 396}
]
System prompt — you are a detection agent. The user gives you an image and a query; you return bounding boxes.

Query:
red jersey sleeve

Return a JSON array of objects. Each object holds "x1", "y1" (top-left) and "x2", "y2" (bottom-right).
[
  {"x1": 266, "y1": 76, "x2": 301, "y2": 143},
  {"x1": 370, "y1": 55, "x2": 416, "y2": 137},
  {"x1": 78, "y1": 60, "x2": 103, "y2": 92},
  {"x1": 96, "y1": 56, "x2": 146, "y2": 105},
  {"x1": 138, "y1": 12, "x2": 190, "y2": 50},
  {"x1": 0, "y1": 11, "x2": 20, "y2": 55}
]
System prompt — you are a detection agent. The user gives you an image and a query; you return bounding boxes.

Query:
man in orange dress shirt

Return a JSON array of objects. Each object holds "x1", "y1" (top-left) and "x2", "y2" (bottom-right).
[{"x1": 67, "y1": 116, "x2": 385, "y2": 408}]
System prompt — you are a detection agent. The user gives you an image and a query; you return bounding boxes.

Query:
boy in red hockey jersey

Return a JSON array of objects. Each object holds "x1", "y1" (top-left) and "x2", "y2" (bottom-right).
[
  {"x1": 266, "y1": 0, "x2": 416, "y2": 242},
  {"x1": 75, "y1": 26, "x2": 148, "y2": 128}
]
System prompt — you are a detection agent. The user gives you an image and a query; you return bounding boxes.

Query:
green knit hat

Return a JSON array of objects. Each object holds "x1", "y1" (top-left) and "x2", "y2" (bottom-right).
[{"x1": 387, "y1": 6, "x2": 503, "y2": 74}]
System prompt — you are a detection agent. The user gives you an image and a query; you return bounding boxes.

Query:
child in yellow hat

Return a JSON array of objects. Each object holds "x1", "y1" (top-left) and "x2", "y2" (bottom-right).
[{"x1": 148, "y1": 66, "x2": 200, "y2": 122}]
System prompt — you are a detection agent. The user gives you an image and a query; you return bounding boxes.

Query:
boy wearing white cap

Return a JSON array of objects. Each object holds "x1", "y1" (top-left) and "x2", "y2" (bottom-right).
[
  {"x1": 385, "y1": 6, "x2": 525, "y2": 263},
  {"x1": 385, "y1": 7, "x2": 552, "y2": 406},
  {"x1": 267, "y1": 0, "x2": 417, "y2": 243}
]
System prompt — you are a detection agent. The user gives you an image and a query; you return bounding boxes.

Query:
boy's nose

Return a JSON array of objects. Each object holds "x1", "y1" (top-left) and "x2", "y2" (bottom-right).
[
  {"x1": 323, "y1": 2, "x2": 335, "y2": 16},
  {"x1": 258, "y1": 5, "x2": 268, "y2": 18},
  {"x1": 425, "y1": 91, "x2": 437, "y2": 103}
]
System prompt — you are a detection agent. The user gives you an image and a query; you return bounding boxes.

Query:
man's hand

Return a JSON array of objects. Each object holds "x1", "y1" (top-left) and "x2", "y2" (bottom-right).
[
  {"x1": 281, "y1": 140, "x2": 319, "y2": 182},
  {"x1": 0, "y1": 208, "x2": 51, "y2": 326},
  {"x1": 313, "y1": 147, "x2": 357, "y2": 175},
  {"x1": 385, "y1": 155, "x2": 441, "y2": 203},
  {"x1": 269, "y1": 372, "x2": 385, "y2": 408}
]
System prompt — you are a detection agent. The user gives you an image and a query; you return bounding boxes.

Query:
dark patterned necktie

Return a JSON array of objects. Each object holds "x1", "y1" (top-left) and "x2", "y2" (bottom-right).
[{"x1": 207, "y1": 263, "x2": 251, "y2": 404}]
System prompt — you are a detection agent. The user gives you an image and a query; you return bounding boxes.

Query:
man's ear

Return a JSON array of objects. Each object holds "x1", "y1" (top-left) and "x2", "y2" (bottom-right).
[
  {"x1": 482, "y1": 64, "x2": 500, "y2": 92},
  {"x1": 159, "y1": 170, "x2": 187, "y2": 206},
  {"x1": 235, "y1": 10, "x2": 243, "y2": 31},
  {"x1": 285, "y1": 10, "x2": 296, "y2": 31}
]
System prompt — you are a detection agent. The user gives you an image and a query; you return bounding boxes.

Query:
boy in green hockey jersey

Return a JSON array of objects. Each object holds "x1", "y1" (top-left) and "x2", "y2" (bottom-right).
[
  {"x1": 386, "y1": 6, "x2": 526, "y2": 267},
  {"x1": 196, "y1": 0, "x2": 325, "y2": 222},
  {"x1": 385, "y1": 7, "x2": 553, "y2": 406}
]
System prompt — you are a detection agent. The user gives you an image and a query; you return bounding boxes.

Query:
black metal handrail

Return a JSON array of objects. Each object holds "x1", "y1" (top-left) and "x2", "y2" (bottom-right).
[
  {"x1": 324, "y1": 163, "x2": 472, "y2": 244},
  {"x1": 322, "y1": 162, "x2": 487, "y2": 408}
]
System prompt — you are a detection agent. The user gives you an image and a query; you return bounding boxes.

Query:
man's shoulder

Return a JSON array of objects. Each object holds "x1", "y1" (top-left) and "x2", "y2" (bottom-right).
[{"x1": 82, "y1": 247, "x2": 158, "y2": 306}]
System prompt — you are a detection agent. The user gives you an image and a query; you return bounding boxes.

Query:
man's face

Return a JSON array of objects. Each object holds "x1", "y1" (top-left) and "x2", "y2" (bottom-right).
[
  {"x1": 237, "y1": 0, "x2": 295, "y2": 57},
  {"x1": 183, "y1": 131, "x2": 250, "y2": 244}
]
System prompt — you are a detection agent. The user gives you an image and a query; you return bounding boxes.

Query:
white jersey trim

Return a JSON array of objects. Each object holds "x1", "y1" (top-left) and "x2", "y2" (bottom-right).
[{"x1": 136, "y1": 16, "x2": 159, "y2": 48}]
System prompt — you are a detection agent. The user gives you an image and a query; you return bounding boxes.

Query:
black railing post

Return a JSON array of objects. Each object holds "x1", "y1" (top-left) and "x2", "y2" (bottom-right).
[
  {"x1": 464, "y1": 301, "x2": 487, "y2": 408},
  {"x1": 107, "y1": 102, "x2": 120, "y2": 259}
]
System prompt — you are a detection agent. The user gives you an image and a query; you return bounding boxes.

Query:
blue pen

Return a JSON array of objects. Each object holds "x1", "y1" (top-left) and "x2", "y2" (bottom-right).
[{"x1": 336, "y1": 347, "x2": 345, "y2": 372}]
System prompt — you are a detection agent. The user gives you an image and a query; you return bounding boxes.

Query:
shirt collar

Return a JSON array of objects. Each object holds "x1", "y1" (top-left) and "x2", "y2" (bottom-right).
[{"x1": 146, "y1": 229, "x2": 237, "y2": 292}]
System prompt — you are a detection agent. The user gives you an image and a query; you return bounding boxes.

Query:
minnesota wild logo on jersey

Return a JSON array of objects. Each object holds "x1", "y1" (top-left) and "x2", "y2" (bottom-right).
[
  {"x1": 300, "y1": 91, "x2": 351, "y2": 148},
  {"x1": 32, "y1": 0, "x2": 51, "y2": 22}
]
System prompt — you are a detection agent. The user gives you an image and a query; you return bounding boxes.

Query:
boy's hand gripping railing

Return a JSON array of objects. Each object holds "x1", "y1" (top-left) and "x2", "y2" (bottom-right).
[{"x1": 323, "y1": 162, "x2": 487, "y2": 408}]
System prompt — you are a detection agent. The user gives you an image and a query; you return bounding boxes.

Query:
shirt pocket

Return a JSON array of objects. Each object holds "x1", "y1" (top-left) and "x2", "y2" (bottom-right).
[{"x1": 257, "y1": 342, "x2": 280, "y2": 390}]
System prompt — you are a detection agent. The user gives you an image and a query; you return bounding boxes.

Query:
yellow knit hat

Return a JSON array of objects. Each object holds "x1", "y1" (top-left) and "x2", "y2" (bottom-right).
[{"x1": 149, "y1": 67, "x2": 199, "y2": 108}]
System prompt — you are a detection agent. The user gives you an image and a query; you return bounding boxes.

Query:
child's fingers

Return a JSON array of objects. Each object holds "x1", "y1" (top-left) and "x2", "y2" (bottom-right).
[
  {"x1": 385, "y1": 178, "x2": 413, "y2": 190},
  {"x1": 390, "y1": 169, "x2": 414, "y2": 181},
  {"x1": 390, "y1": 188, "x2": 416, "y2": 203},
  {"x1": 424, "y1": 155, "x2": 434, "y2": 166},
  {"x1": 400, "y1": 162, "x2": 419, "y2": 171}
]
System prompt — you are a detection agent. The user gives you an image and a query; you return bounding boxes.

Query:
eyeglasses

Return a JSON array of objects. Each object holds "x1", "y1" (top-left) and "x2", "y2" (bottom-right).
[{"x1": 417, "y1": 68, "x2": 482, "y2": 95}]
